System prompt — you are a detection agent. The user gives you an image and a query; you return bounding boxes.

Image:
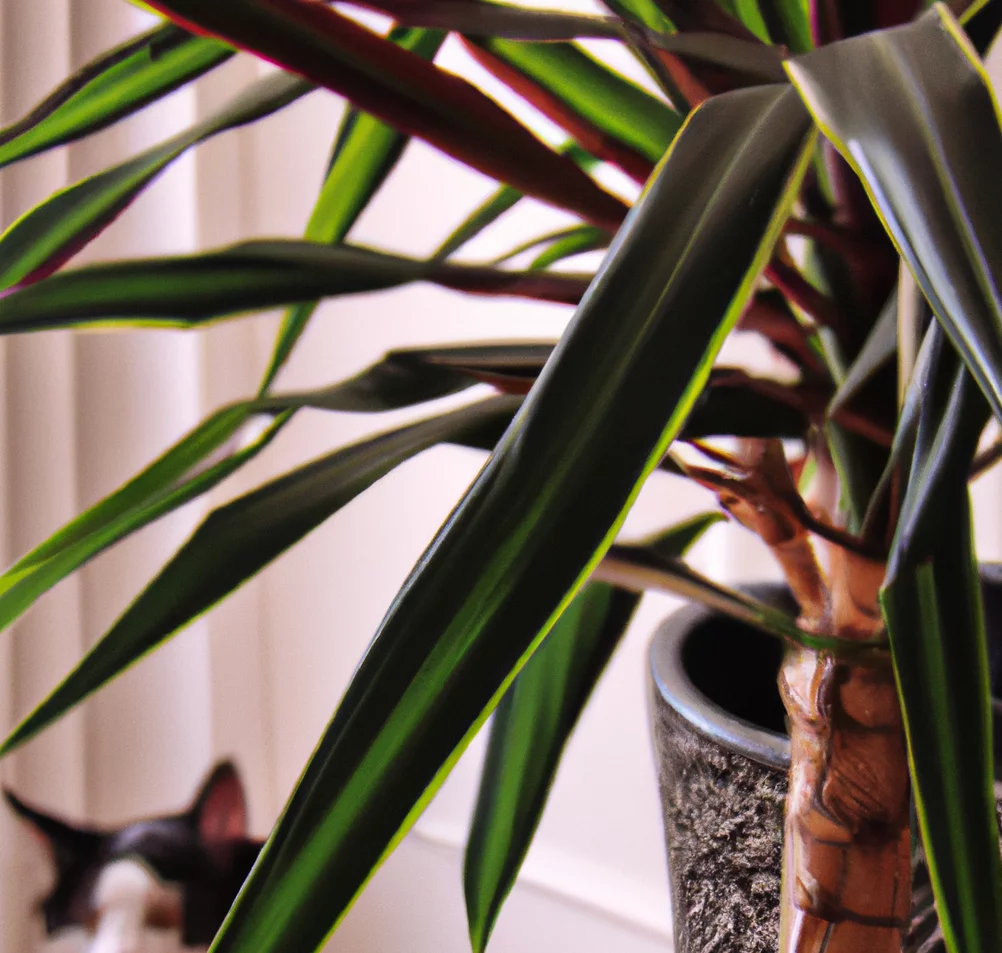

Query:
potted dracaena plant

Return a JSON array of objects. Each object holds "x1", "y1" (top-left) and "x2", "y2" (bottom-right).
[{"x1": 2, "y1": 0, "x2": 1002, "y2": 952}]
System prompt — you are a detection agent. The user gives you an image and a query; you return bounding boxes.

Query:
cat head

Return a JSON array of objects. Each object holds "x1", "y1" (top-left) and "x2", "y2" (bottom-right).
[{"x1": 5, "y1": 761, "x2": 263, "y2": 950}]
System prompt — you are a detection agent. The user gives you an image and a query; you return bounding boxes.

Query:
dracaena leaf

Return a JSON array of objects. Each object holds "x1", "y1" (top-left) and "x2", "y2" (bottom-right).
[
  {"x1": 880, "y1": 323, "x2": 1002, "y2": 953},
  {"x1": 827, "y1": 289, "x2": 897, "y2": 420},
  {"x1": 144, "y1": 0, "x2": 629, "y2": 230},
  {"x1": 716, "y1": 0, "x2": 772, "y2": 41},
  {"x1": 258, "y1": 26, "x2": 445, "y2": 392},
  {"x1": 0, "y1": 240, "x2": 590, "y2": 333},
  {"x1": 655, "y1": 0, "x2": 763, "y2": 39},
  {"x1": 344, "y1": 0, "x2": 629, "y2": 41},
  {"x1": 601, "y1": 0, "x2": 674, "y2": 33},
  {"x1": 0, "y1": 345, "x2": 537, "y2": 639},
  {"x1": 530, "y1": 226, "x2": 610, "y2": 270},
  {"x1": 787, "y1": 7, "x2": 1002, "y2": 427},
  {"x1": 597, "y1": 536, "x2": 856, "y2": 651},
  {"x1": 0, "y1": 72, "x2": 312, "y2": 292},
  {"x1": 464, "y1": 513, "x2": 718, "y2": 951},
  {"x1": 757, "y1": 0, "x2": 813, "y2": 52},
  {"x1": 0, "y1": 24, "x2": 231, "y2": 170},
  {"x1": 463, "y1": 38, "x2": 681, "y2": 179},
  {"x1": 430, "y1": 143, "x2": 600, "y2": 263},
  {"x1": 0, "y1": 396, "x2": 522, "y2": 757},
  {"x1": 200, "y1": 84, "x2": 814, "y2": 953},
  {"x1": 491, "y1": 225, "x2": 610, "y2": 268}
]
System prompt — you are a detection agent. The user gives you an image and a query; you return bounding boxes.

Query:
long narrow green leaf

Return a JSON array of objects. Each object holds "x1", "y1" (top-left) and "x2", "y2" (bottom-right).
[
  {"x1": 465, "y1": 39, "x2": 683, "y2": 166},
  {"x1": 597, "y1": 539, "x2": 868, "y2": 652},
  {"x1": 0, "y1": 396, "x2": 520, "y2": 757},
  {"x1": 649, "y1": 0, "x2": 761, "y2": 38},
  {"x1": 716, "y1": 0, "x2": 772, "y2": 41},
  {"x1": 0, "y1": 343, "x2": 545, "y2": 638},
  {"x1": 430, "y1": 144, "x2": 599, "y2": 263},
  {"x1": 530, "y1": 226, "x2": 610, "y2": 270},
  {"x1": 827, "y1": 289, "x2": 897, "y2": 419},
  {"x1": 145, "y1": 0, "x2": 629, "y2": 231},
  {"x1": 601, "y1": 0, "x2": 674, "y2": 33},
  {"x1": 490, "y1": 225, "x2": 609, "y2": 267},
  {"x1": 259, "y1": 27, "x2": 445, "y2": 392},
  {"x1": 0, "y1": 73, "x2": 312, "y2": 292},
  {"x1": 343, "y1": 0, "x2": 631, "y2": 40},
  {"x1": 0, "y1": 240, "x2": 589, "y2": 333},
  {"x1": 204, "y1": 85, "x2": 815, "y2": 953},
  {"x1": 464, "y1": 513, "x2": 718, "y2": 951},
  {"x1": 787, "y1": 7, "x2": 1002, "y2": 425},
  {"x1": 758, "y1": 0, "x2": 813, "y2": 51},
  {"x1": 431, "y1": 185, "x2": 523, "y2": 262},
  {"x1": 880, "y1": 324, "x2": 1002, "y2": 953},
  {"x1": 0, "y1": 24, "x2": 232, "y2": 170}
]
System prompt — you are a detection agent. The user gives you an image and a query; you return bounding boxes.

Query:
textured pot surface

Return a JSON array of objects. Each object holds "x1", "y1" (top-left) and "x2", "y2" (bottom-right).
[
  {"x1": 650, "y1": 585, "x2": 1002, "y2": 953},
  {"x1": 650, "y1": 594, "x2": 790, "y2": 953}
]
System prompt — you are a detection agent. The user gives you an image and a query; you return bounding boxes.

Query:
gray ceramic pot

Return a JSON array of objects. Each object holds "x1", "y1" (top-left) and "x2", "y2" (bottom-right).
[{"x1": 649, "y1": 581, "x2": 1002, "y2": 953}]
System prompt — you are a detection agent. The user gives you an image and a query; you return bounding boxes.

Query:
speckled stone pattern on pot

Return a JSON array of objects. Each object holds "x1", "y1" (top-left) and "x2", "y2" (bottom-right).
[
  {"x1": 652, "y1": 680, "x2": 1002, "y2": 953},
  {"x1": 651, "y1": 684, "x2": 786, "y2": 953}
]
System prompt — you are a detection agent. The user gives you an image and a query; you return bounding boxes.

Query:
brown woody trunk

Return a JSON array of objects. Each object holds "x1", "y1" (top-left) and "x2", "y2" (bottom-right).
[
  {"x1": 779, "y1": 550, "x2": 911, "y2": 953},
  {"x1": 689, "y1": 439, "x2": 912, "y2": 951}
]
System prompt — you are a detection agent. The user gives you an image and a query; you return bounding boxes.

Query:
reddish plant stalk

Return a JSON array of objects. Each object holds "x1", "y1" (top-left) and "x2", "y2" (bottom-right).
[
  {"x1": 694, "y1": 440, "x2": 911, "y2": 953},
  {"x1": 779, "y1": 547, "x2": 911, "y2": 953}
]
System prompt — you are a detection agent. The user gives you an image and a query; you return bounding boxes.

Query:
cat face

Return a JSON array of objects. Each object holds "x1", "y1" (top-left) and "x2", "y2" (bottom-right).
[{"x1": 6, "y1": 762, "x2": 263, "y2": 952}]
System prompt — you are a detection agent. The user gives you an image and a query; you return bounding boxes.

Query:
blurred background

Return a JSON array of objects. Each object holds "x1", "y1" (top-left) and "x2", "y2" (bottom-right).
[{"x1": 2, "y1": 2, "x2": 1002, "y2": 952}]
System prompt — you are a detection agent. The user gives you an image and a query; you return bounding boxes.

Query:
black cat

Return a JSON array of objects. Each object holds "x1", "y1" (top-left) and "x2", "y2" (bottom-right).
[{"x1": 5, "y1": 761, "x2": 263, "y2": 951}]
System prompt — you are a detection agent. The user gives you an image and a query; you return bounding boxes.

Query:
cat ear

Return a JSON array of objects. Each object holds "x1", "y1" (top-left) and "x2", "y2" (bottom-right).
[
  {"x1": 3, "y1": 789, "x2": 103, "y2": 870},
  {"x1": 189, "y1": 762, "x2": 247, "y2": 842}
]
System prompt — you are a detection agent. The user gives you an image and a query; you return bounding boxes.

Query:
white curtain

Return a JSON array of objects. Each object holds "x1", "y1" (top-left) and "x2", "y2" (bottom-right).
[
  {"x1": 0, "y1": 3, "x2": 255, "y2": 950},
  {"x1": 2, "y1": 4, "x2": 1002, "y2": 953}
]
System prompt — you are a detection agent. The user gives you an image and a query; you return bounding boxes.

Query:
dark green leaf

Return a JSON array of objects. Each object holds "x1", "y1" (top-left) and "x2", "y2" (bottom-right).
[
  {"x1": 0, "y1": 72, "x2": 312, "y2": 292},
  {"x1": 758, "y1": 0, "x2": 813, "y2": 52},
  {"x1": 258, "y1": 27, "x2": 445, "y2": 391},
  {"x1": 0, "y1": 410, "x2": 289, "y2": 640},
  {"x1": 827, "y1": 289, "x2": 897, "y2": 420},
  {"x1": 682, "y1": 368, "x2": 810, "y2": 438},
  {"x1": 491, "y1": 225, "x2": 609, "y2": 267},
  {"x1": 145, "y1": 0, "x2": 628, "y2": 230},
  {"x1": 645, "y1": 30, "x2": 788, "y2": 79},
  {"x1": 464, "y1": 513, "x2": 717, "y2": 951},
  {"x1": 650, "y1": 0, "x2": 762, "y2": 39},
  {"x1": 530, "y1": 226, "x2": 610, "y2": 270},
  {"x1": 0, "y1": 396, "x2": 522, "y2": 757},
  {"x1": 467, "y1": 584, "x2": 641, "y2": 949},
  {"x1": 880, "y1": 323, "x2": 1002, "y2": 953},
  {"x1": 601, "y1": 0, "x2": 674, "y2": 33},
  {"x1": 204, "y1": 85, "x2": 814, "y2": 953},
  {"x1": 860, "y1": 303, "x2": 936, "y2": 539},
  {"x1": 0, "y1": 240, "x2": 590, "y2": 333},
  {"x1": 431, "y1": 144, "x2": 600, "y2": 263},
  {"x1": 259, "y1": 343, "x2": 550, "y2": 410},
  {"x1": 465, "y1": 38, "x2": 682, "y2": 168},
  {"x1": 597, "y1": 538, "x2": 866, "y2": 652},
  {"x1": 716, "y1": 0, "x2": 772, "y2": 41},
  {"x1": 787, "y1": 7, "x2": 1002, "y2": 426},
  {"x1": 432, "y1": 185, "x2": 523, "y2": 261},
  {"x1": 0, "y1": 24, "x2": 232, "y2": 170},
  {"x1": 344, "y1": 0, "x2": 630, "y2": 40},
  {"x1": 0, "y1": 342, "x2": 537, "y2": 638}
]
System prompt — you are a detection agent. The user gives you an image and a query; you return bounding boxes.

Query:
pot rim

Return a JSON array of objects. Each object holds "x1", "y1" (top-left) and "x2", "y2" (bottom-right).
[
  {"x1": 651, "y1": 585, "x2": 1002, "y2": 779},
  {"x1": 650, "y1": 598, "x2": 791, "y2": 772}
]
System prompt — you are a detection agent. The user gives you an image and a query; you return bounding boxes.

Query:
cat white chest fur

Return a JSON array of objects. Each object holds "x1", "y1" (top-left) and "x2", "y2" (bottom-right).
[{"x1": 89, "y1": 859, "x2": 183, "y2": 953}]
